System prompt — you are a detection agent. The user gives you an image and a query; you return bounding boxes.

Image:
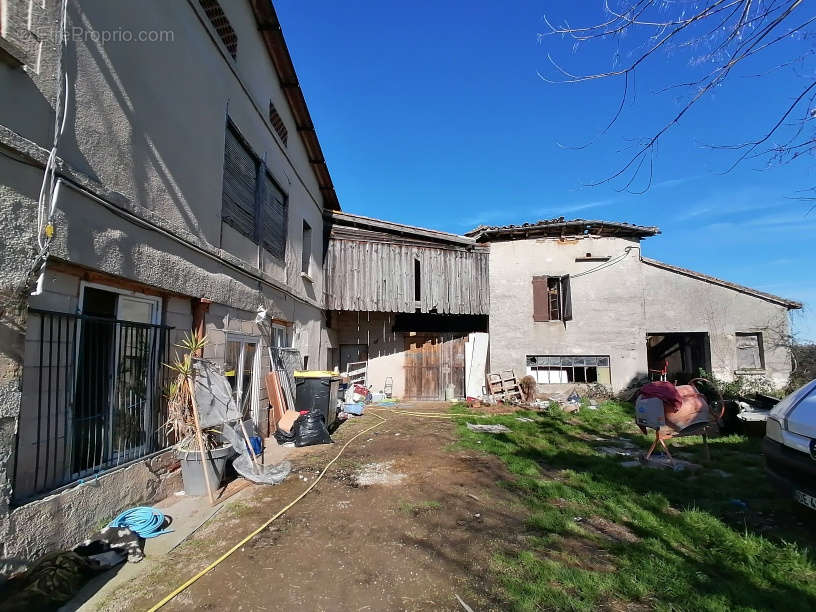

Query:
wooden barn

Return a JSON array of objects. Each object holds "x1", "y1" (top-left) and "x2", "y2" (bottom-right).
[{"x1": 323, "y1": 211, "x2": 490, "y2": 400}]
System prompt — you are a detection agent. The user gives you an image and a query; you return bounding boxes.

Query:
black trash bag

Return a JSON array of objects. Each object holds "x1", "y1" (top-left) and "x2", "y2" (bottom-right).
[
  {"x1": 293, "y1": 412, "x2": 333, "y2": 447},
  {"x1": 274, "y1": 423, "x2": 298, "y2": 445}
]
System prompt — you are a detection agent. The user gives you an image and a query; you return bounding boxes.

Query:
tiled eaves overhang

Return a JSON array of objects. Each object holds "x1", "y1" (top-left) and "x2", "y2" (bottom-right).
[
  {"x1": 465, "y1": 218, "x2": 661, "y2": 241},
  {"x1": 250, "y1": 0, "x2": 340, "y2": 211},
  {"x1": 642, "y1": 257, "x2": 802, "y2": 310}
]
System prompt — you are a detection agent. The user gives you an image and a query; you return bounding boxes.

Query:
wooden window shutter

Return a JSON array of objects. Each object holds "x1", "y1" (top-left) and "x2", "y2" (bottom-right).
[
  {"x1": 261, "y1": 171, "x2": 287, "y2": 259},
  {"x1": 222, "y1": 127, "x2": 258, "y2": 241},
  {"x1": 560, "y1": 275, "x2": 573, "y2": 321},
  {"x1": 532, "y1": 276, "x2": 550, "y2": 322}
]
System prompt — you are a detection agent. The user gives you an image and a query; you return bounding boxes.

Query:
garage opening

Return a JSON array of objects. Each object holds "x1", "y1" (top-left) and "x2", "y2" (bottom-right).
[{"x1": 646, "y1": 332, "x2": 711, "y2": 384}]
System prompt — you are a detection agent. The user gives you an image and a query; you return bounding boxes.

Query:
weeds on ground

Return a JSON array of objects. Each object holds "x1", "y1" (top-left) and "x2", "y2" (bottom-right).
[
  {"x1": 398, "y1": 500, "x2": 442, "y2": 515},
  {"x1": 452, "y1": 401, "x2": 816, "y2": 611}
]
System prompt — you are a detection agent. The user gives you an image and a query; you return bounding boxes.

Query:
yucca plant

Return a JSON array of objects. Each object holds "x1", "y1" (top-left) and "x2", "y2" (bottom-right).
[{"x1": 163, "y1": 331, "x2": 219, "y2": 451}]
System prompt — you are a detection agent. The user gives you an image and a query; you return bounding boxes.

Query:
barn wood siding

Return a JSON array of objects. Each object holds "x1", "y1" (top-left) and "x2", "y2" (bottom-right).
[{"x1": 325, "y1": 238, "x2": 489, "y2": 315}]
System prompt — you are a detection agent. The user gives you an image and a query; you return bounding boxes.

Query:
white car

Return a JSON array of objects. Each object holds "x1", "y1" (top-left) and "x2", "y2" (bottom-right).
[{"x1": 764, "y1": 379, "x2": 816, "y2": 511}]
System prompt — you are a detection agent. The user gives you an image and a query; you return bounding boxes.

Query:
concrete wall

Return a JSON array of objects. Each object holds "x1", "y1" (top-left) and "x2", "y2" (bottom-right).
[
  {"x1": 0, "y1": 0, "x2": 331, "y2": 578},
  {"x1": 3, "y1": 450, "x2": 180, "y2": 578},
  {"x1": 0, "y1": 0, "x2": 326, "y2": 306},
  {"x1": 331, "y1": 311, "x2": 406, "y2": 398},
  {"x1": 488, "y1": 236, "x2": 648, "y2": 391},
  {"x1": 642, "y1": 263, "x2": 793, "y2": 388},
  {"x1": 487, "y1": 235, "x2": 795, "y2": 392}
]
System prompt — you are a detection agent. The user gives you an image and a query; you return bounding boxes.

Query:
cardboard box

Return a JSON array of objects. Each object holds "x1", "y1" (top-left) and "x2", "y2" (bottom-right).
[{"x1": 635, "y1": 397, "x2": 665, "y2": 429}]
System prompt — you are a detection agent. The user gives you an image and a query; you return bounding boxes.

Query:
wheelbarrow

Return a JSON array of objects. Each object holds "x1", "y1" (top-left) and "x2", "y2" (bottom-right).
[{"x1": 636, "y1": 378, "x2": 725, "y2": 463}]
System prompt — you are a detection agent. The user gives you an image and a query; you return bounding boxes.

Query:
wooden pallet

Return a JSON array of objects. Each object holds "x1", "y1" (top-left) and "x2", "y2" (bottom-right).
[{"x1": 487, "y1": 369, "x2": 522, "y2": 402}]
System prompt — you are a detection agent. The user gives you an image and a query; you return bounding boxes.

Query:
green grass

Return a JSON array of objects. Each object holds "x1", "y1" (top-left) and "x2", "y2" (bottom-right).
[
  {"x1": 225, "y1": 500, "x2": 255, "y2": 518},
  {"x1": 452, "y1": 401, "x2": 816, "y2": 611},
  {"x1": 398, "y1": 500, "x2": 442, "y2": 515}
]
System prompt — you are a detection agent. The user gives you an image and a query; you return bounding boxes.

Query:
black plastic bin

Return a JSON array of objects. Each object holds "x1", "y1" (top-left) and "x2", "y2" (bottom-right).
[{"x1": 294, "y1": 370, "x2": 340, "y2": 429}]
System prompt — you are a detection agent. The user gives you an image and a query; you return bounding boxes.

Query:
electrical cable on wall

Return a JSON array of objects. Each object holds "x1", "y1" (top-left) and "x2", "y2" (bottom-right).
[
  {"x1": 571, "y1": 246, "x2": 637, "y2": 279},
  {"x1": 30, "y1": 0, "x2": 70, "y2": 296}
]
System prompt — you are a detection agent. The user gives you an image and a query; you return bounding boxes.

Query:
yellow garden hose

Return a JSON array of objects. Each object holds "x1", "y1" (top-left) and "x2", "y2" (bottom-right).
[
  {"x1": 148, "y1": 405, "x2": 499, "y2": 609},
  {"x1": 368, "y1": 407, "x2": 497, "y2": 418},
  {"x1": 147, "y1": 413, "x2": 387, "y2": 610}
]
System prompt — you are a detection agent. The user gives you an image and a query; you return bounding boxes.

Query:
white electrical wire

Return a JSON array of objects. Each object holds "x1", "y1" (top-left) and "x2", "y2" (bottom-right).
[{"x1": 32, "y1": 0, "x2": 69, "y2": 294}]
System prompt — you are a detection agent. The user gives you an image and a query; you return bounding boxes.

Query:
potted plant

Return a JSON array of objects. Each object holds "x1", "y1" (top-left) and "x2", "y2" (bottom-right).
[{"x1": 165, "y1": 332, "x2": 233, "y2": 498}]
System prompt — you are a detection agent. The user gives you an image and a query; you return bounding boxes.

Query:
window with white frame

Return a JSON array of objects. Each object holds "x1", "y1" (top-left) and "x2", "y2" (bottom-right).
[
  {"x1": 269, "y1": 323, "x2": 292, "y2": 349},
  {"x1": 526, "y1": 355, "x2": 611, "y2": 385},
  {"x1": 13, "y1": 282, "x2": 172, "y2": 502}
]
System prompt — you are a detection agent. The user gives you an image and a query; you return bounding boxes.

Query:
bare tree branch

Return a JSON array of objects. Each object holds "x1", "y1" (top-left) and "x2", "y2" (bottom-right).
[{"x1": 540, "y1": 0, "x2": 814, "y2": 189}]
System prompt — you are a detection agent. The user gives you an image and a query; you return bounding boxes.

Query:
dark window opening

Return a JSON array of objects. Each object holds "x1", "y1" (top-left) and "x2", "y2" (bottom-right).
[
  {"x1": 393, "y1": 313, "x2": 488, "y2": 333},
  {"x1": 547, "y1": 277, "x2": 560, "y2": 320},
  {"x1": 646, "y1": 332, "x2": 711, "y2": 383},
  {"x1": 340, "y1": 344, "x2": 368, "y2": 373},
  {"x1": 199, "y1": 0, "x2": 237, "y2": 58},
  {"x1": 414, "y1": 258, "x2": 421, "y2": 301},
  {"x1": 532, "y1": 275, "x2": 572, "y2": 322},
  {"x1": 301, "y1": 220, "x2": 312, "y2": 275}
]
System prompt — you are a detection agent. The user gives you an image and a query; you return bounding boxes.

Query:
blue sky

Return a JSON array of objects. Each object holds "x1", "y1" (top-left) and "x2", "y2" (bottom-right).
[{"x1": 275, "y1": 1, "x2": 815, "y2": 341}]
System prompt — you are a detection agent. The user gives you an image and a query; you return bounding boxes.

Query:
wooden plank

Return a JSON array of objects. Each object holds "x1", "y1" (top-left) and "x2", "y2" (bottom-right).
[{"x1": 325, "y1": 236, "x2": 490, "y2": 315}]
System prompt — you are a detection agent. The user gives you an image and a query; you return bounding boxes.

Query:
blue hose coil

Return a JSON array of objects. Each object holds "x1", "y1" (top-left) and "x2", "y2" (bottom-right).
[{"x1": 108, "y1": 506, "x2": 173, "y2": 539}]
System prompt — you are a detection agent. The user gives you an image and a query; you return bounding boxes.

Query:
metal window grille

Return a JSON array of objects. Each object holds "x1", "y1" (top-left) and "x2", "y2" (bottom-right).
[{"x1": 12, "y1": 309, "x2": 173, "y2": 504}]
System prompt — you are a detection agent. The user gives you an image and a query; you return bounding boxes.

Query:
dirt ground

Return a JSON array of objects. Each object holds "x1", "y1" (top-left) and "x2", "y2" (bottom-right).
[{"x1": 100, "y1": 403, "x2": 530, "y2": 611}]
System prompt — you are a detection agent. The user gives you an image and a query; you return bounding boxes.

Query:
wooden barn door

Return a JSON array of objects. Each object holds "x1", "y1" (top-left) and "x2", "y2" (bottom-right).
[
  {"x1": 442, "y1": 335, "x2": 466, "y2": 398},
  {"x1": 404, "y1": 336, "x2": 441, "y2": 400},
  {"x1": 404, "y1": 335, "x2": 466, "y2": 400}
]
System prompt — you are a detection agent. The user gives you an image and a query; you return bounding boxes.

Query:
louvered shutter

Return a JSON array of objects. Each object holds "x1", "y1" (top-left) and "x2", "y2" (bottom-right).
[
  {"x1": 261, "y1": 172, "x2": 287, "y2": 259},
  {"x1": 222, "y1": 128, "x2": 257, "y2": 241},
  {"x1": 532, "y1": 276, "x2": 550, "y2": 322}
]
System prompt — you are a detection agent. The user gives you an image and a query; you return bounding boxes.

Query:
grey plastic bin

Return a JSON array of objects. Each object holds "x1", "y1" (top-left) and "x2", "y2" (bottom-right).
[{"x1": 178, "y1": 444, "x2": 234, "y2": 496}]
